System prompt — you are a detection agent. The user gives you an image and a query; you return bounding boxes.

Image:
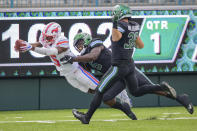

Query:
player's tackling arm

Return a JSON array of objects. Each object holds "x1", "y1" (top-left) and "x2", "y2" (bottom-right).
[{"x1": 73, "y1": 46, "x2": 104, "y2": 62}]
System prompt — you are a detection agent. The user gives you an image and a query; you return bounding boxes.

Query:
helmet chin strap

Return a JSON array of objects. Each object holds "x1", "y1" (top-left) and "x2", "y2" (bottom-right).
[
  {"x1": 80, "y1": 48, "x2": 86, "y2": 55},
  {"x1": 75, "y1": 46, "x2": 86, "y2": 55}
]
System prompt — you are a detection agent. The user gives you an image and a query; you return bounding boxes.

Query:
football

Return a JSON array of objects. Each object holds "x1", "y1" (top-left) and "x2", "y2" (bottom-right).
[{"x1": 14, "y1": 39, "x2": 26, "y2": 52}]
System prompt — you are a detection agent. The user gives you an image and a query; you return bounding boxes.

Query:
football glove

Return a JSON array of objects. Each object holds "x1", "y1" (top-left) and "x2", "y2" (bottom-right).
[
  {"x1": 60, "y1": 55, "x2": 75, "y2": 64},
  {"x1": 15, "y1": 40, "x2": 32, "y2": 52},
  {"x1": 111, "y1": 14, "x2": 118, "y2": 29}
]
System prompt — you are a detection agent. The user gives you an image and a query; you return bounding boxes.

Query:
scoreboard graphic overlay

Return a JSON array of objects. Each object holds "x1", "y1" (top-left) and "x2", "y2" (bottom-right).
[{"x1": 0, "y1": 10, "x2": 197, "y2": 77}]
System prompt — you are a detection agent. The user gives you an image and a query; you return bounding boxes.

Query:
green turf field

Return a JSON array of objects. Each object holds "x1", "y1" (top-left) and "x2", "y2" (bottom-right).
[{"x1": 0, "y1": 106, "x2": 196, "y2": 131}]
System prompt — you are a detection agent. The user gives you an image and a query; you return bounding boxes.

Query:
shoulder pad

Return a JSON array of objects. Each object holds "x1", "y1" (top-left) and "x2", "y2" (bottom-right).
[
  {"x1": 58, "y1": 36, "x2": 68, "y2": 41},
  {"x1": 56, "y1": 36, "x2": 69, "y2": 47},
  {"x1": 89, "y1": 39, "x2": 103, "y2": 48}
]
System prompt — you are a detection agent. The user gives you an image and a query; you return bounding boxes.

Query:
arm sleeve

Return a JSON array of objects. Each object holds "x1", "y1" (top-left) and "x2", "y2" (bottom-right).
[
  {"x1": 117, "y1": 21, "x2": 126, "y2": 33},
  {"x1": 34, "y1": 47, "x2": 58, "y2": 56}
]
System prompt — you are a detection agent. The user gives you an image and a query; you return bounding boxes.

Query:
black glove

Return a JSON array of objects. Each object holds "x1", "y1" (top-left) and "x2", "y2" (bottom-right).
[
  {"x1": 113, "y1": 21, "x2": 118, "y2": 29},
  {"x1": 60, "y1": 55, "x2": 75, "y2": 64}
]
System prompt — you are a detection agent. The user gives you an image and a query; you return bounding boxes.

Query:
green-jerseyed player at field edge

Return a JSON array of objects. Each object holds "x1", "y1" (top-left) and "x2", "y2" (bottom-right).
[{"x1": 69, "y1": 4, "x2": 194, "y2": 124}]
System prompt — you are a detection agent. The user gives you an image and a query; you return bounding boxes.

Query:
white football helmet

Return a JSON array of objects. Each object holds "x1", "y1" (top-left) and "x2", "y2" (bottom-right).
[{"x1": 42, "y1": 22, "x2": 61, "y2": 46}]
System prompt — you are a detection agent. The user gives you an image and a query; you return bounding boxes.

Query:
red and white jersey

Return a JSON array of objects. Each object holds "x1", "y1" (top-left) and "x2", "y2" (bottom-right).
[{"x1": 39, "y1": 34, "x2": 78, "y2": 76}]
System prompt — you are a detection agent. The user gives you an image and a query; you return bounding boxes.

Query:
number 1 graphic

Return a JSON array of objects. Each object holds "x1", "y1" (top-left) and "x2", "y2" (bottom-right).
[{"x1": 150, "y1": 32, "x2": 161, "y2": 55}]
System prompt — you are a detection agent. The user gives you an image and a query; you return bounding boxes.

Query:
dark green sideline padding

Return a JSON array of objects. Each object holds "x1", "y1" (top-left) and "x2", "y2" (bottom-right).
[
  {"x1": 40, "y1": 78, "x2": 94, "y2": 109},
  {"x1": 0, "y1": 78, "x2": 39, "y2": 110},
  {"x1": 160, "y1": 74, "x2": 197, "y2": 107}
]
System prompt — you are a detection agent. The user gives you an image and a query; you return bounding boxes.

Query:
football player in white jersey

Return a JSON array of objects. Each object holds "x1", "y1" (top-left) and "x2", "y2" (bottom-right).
[
  {"x1": 15, "y1": 22, "x2": 96, "y2": 93},
  {"x1": 15, "y1": 22, "x2": 136, "y2": 119}
]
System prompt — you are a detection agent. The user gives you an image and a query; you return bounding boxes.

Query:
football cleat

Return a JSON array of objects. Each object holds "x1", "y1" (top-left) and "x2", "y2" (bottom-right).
[
  {"x1": 116, "y1": 90, "x2": 133, "y2": 107},
  {"x1": 176, "y1": 94, "x2": 194, "y2": 114},
  {"x1": 72, "y1": 109, "x2": 90, "y2": 124},
  {"x1": 74, "y1": 109, "x2": 85, "y2": 115},
  {"x1": 122, "y1": 102, "x2": 137, "y2": 120},
  {"x1": 161, "y1": 81, "x2": 177, "y2": 99}
]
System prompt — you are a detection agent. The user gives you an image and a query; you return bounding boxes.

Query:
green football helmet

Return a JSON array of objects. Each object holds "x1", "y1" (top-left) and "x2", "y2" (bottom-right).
[
  {"x1": 112, "y1": 4, "x2": 132, "y2": 22},
  {"x1": 73, "y1": 33, "x2": 92, "y2": 53}
]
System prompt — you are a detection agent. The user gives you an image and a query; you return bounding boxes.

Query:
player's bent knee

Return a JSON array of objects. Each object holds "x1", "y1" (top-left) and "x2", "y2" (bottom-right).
[
  {"x1": 103, "y1": 99, "x2": 116, "y2": 107},
  {"x1": 103, "y1": 93, "x2": 113, "y2": 102}
]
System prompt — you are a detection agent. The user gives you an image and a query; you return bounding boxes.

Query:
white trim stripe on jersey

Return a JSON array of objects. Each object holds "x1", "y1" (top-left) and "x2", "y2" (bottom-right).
[
  {"x1": 79, "y1": 65, "x2": 99, "y2": 85},
  {"x1": 117, "y1": 26, "x2": 125, "y2": 33},
  {"x1": 90, "y1": 40, "x2": 103, "y2": 47},
  {"x1": 98, "y1": 66, "x2": 118, "y2": 92}
]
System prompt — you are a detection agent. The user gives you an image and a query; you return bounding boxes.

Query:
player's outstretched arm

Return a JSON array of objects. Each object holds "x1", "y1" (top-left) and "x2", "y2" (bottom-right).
[
  {"x1": 60, "y1": 46, "x2": 104, "y2": 65},
  {"x1": 111, "y1": 10, "x2": 122, "y2": 42},
  {"x1": 15, "y1": 39, "x2": 42, "y2": 52},
  {"x1": 31, "y1": 42, "x2": 42, "y2": 48},
  {"x1": 15, "y1": 39, "x2": 68, "y2": 56},
  {"x1": 74, "y1": 46, "x2": 104, "y2": 62},
  {"x1": 31, "y1": 46, "x2": 68, "y2": 56}
]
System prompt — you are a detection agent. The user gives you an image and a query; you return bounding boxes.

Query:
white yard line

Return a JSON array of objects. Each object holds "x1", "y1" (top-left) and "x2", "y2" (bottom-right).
[
  {"x1": 5, "y1": 117, "x2": 23, "y2": 119},
  {"x1": 0, "y1": 119, "x2": 130, "y2": 124},
  {"x1": 162, "y1": 112, "x2": 183, "y2": 115},
  {"x1": 159, "y1": 117, "x2": 197, "y2": 120},
  {"x1": 15, "y1": 117, "x2": 23, "y2": 119},
  {"x1": 0, "y1": 120, "x2": 76, "y2": 124},
  {"x1": 0, "y1": 117, "x2": 197, "y2": 123}
]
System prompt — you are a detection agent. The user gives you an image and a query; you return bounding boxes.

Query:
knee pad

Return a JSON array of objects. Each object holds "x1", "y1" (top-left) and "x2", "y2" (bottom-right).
[{"x1": 103, "y1": 93, "x2": 113, "y2": 102}]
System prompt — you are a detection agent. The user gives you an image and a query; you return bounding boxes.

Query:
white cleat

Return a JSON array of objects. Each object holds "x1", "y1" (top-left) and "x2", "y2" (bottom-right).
[
  {"x1": 116, "y1": 89, "x2": 133, "y2": 107},
  {"x1": 161, "y1": 81, "x2": 177, "y2": 99}
]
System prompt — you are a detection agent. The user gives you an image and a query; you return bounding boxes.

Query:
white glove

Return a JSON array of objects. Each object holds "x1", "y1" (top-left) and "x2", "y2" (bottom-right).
[{"x1": 19, "y1": 41, "x2": 32, "y2": 52}]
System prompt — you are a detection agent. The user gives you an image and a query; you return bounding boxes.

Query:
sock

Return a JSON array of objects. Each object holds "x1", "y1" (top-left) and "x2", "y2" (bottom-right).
[
  {"x1": 154, "y1": 91, "x2": 176, "y2": 100},
  {"x1": 111, "y1": 101, "x2": 136, "y2": 119},
  {"x1": 165, "y1": 94, "x2": 176, "y2": 99},
  {"x1": 86, "y1": 92, "x2": 103, "y2": 120}
]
